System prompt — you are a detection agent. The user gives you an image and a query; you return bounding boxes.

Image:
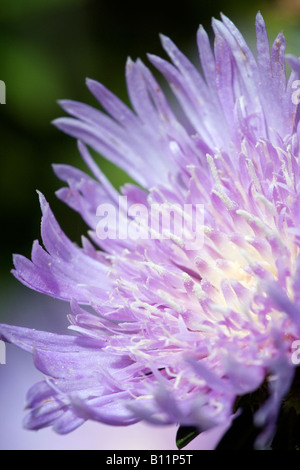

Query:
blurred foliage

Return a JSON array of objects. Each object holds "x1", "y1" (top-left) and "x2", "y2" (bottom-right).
[{"x1": 0, "y1": 0, "x2": 300, "y2": 286}]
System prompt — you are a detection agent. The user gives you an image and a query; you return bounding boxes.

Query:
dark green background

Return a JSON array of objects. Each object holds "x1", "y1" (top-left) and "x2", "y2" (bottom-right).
[{"x1": 0, "y1": 0, "x2": 299, "y2": 284}]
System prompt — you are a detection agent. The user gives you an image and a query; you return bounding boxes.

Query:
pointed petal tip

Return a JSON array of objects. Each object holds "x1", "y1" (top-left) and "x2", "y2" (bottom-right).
[
  {"x1": 85, "y1": 77, "x2": 99, "y2": 90},
  {"x1": 159, "y1": 33, "x2": 170, "y2": 44},
  {"x1": 57, "y1": 99, "x2": 78, "y2": 113},
  {"x1": 77, "y1": 139, "x2": 87, "y2": 153},
  {"x1": 51, "y1": 162, "x2": 59, "y2": 171},
  {"x1": 51, "y1": 117, "x2": 64, "y2": 128},
  {"x1": 51, "y1": 117, "x2": 77, "y2": 134},
  {"x1": 52, "y1": 163, "x2": 67, "y2": 179},
  {"x1": 211, "y1": 17, "x2": 222, "y2": 31},
  {"x1": 57, "y1": 98, "x2": 68, "y2": 106},
  {"x1": 135, "y1": 57, "x2": 145, "y2": 68},
  {"x1": 35, "y1": 190, "x2": 48, "y2": 215},
  {"x1": 256, "y1": 10, "x2": 263, "y2": 20},
  {"x1": 255, "y1": 10, "x2": 266, "y2": 32},
  {"x1": 147, "y1": 53, "x2": 160, "y2": 65},
  {"x1": 10, "y1": 265, "x2": 19, "y2": 281},
  {"x1": 197, "y1": 24, "x2": 206, "y2": 35}
]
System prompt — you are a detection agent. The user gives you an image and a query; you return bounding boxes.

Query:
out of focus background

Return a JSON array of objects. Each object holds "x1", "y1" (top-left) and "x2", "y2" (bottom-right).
[{"x1": 0, "y1": 0, "x2": 300, "y2": 450}]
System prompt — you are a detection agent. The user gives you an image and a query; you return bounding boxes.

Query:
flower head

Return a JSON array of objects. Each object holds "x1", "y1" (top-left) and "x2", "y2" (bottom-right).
[{"x1": 2, "y1": 12, "x2": 300, "y2": 449}]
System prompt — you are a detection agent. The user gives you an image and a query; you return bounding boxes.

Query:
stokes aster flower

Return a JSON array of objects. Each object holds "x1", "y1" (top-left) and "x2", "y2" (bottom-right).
[{"x1": 2, "y1": 12, "x2": 300, "y2": 449}]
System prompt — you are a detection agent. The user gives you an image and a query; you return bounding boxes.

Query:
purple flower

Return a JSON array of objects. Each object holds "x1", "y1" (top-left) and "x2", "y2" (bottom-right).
[{"x1": 2, "y1": 12, "x2": 300, "y2": 449}]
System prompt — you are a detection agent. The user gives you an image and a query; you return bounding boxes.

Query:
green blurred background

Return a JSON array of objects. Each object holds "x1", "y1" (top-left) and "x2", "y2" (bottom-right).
[{"x1": 0, "y1": 0, "x2": 300, "y2": 284}]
